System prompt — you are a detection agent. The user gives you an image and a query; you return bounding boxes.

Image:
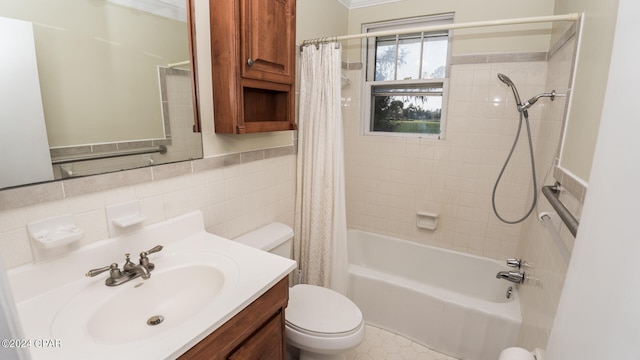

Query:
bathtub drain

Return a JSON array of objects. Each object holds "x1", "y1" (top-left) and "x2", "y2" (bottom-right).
[
  {"x1": 147, "y1": 315, "x2": 164, "y2": 326},
  {"x1": 506, "y1": 286, "x2": 513, "y2": 299}
]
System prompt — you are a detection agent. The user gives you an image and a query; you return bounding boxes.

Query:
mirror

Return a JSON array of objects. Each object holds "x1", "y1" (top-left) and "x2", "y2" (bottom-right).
[{"x1": 0, "y1": 0, "x2": 202, "y2": 190}]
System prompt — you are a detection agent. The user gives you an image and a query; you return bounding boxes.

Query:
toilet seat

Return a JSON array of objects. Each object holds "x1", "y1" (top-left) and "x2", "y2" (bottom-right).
[{"x1": 286, "y1": 284, "x2": 363, "y2": 336}]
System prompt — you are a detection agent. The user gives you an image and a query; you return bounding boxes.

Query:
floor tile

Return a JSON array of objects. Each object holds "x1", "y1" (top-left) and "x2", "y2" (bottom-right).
[{"x1": 345, "y1": 325, "x2": 459, "y2": 360}]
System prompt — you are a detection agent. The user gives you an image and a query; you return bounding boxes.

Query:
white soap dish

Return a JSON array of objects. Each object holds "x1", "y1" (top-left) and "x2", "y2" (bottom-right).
[
  {"x1": 27, "y1": 214, "x2": 84, "y2": 249},
  {"x1": 416, "y1": 211, "x2": 439, "y2": 230},
  {"x1": 110, "y1": 213, "x2": 147, "y2": 228},
  {"x1": 106, "y1": 200, "x2": 147, "y2": 237}
]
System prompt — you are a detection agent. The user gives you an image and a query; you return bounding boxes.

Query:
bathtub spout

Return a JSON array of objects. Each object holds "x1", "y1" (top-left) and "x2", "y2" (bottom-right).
[{"x1": 496, "y1": 271, "x2": 525, "y2": 284}]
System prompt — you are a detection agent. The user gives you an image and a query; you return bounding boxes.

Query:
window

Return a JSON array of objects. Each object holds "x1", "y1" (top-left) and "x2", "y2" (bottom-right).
[{"x1": 362, "y1": 14, "x2": 452, "y2": 138}]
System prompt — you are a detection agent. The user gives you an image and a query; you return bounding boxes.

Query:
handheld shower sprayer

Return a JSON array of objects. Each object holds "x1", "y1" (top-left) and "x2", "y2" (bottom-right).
[
  {"x1": 493, "y1": 73, "x2": 538, "y2": 224},
  {"x1": 498, "y1": 73, "x2": 561, "y2": 115},
  {"x1": 497, "y1": 73, "x2": 527, "y2": 117},
  {"x1": 493, "y1": 73, "x2": 566, "y2": 224}
]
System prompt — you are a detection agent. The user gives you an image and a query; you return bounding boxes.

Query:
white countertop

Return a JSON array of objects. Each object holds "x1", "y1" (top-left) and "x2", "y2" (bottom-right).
[{"x1": 7, "y1": 211, "x2": 296, "y2": 360}]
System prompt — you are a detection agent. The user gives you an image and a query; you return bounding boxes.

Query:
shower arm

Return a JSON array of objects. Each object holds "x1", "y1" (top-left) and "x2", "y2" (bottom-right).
[{"x1": 518, "y1": 90, "x2": 559, "y2": 112}]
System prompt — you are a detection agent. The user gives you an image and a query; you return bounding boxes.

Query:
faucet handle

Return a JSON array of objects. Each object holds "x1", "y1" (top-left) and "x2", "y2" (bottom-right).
[
  {"x1": 86, "y1": 263, "x2": 119, "y2": 277},
  {"x1": 139, "y1": 245, "x2": 163, "y2": 271},
  {"x1": 506, "y1": 258, "x2": 522, "y2": 268},
  {"x1": 141, "y1": 245, "x2": 163, "y2": 257}
]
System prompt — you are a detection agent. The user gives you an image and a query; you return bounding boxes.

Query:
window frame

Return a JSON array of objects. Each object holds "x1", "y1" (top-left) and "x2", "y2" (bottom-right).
[{"x1": 361, "y1": 13, "x2": 454, "y2": 139}]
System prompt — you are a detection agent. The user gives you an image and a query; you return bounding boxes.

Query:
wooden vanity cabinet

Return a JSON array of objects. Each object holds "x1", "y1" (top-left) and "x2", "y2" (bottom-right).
[
  {"x1": 210, "y1": 0, "x2": 297, "y2": 134},
  {"x1": 179, "y1": 277, "x2": 288, "y2": 360}
]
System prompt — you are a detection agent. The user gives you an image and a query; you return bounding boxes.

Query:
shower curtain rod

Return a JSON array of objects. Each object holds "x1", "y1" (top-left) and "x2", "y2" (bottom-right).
[{"x1": 299, "y1": 13, "x2": 580, "y2": 46}]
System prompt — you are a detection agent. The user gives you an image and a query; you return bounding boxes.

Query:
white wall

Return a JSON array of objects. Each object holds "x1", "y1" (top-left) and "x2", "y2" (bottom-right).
[{"x1": 546, "y1": 0, "x2": 640, "y2": 358}]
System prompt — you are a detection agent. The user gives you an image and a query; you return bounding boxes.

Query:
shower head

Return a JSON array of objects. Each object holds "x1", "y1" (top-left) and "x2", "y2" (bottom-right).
[
  {"x1": 497, "y1": 73, "x2": 522, "y2": 105},
  {"x1": 497, "y1": 73, "x2": 526, "y2": 116},
  {"x1": 497, "y1": 73, "x2": 516, "y2": 88}
]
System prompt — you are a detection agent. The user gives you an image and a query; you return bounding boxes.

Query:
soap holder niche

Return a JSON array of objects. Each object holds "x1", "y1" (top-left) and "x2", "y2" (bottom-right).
[
  {"x1": 106, "y1": 200, "x2": 147, "y2": 237},
  {"x1": 27, "y1": 214, "x2": 84, "y2": 249},
  {"x1": 416, "y1": 211, "x2": 438, "y2": 230}
]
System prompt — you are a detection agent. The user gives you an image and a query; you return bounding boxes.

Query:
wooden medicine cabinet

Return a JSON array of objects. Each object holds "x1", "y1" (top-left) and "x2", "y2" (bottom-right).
[{"x1": 210, "y1": 0, "x2": 297, "y2": 134}]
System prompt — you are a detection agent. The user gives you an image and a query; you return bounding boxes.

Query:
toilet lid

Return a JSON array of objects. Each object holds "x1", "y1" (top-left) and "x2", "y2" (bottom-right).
[{"x1": 286, "y1": 284, "x2": 362, "y2": 335}]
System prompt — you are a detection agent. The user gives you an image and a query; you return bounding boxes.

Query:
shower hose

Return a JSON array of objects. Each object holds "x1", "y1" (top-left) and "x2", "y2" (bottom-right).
[{"x1": 491, "y1": 110, "x2": 537, "y2": 224}]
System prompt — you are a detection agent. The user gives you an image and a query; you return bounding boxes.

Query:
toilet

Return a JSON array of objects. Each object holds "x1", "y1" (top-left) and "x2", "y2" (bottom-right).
[
  {"x1": 498, "y1": 347, "x2": 545, "y2": 360},
  {"x1": 235, "y1": 222, "x2": 365, "y2": 360}
]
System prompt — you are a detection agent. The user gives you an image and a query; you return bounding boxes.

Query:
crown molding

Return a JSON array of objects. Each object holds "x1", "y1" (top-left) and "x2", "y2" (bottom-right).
[{"x1": 337, "y1": 0, "x2": 405, "y2": 10}]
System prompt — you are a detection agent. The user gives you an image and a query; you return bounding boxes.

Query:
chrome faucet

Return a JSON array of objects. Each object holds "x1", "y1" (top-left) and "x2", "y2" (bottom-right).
[
  {"x1": 85, "y1": 245, "x2": 163, "y2": 286},
  {"x1": 496, "y1": 270, "x2": 525, "y2": 284},
  {"x1": 123, "y1": 253, "x2": 151, "y2": 280}
]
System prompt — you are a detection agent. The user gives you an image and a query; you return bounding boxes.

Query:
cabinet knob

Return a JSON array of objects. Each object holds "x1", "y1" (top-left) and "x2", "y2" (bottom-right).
[{"x1": 247, "y1": 58, "x2": 254, "y2": 66}]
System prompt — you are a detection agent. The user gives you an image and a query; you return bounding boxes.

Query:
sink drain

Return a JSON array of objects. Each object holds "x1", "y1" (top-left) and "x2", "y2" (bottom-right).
[{"x1": 147, "y1": 315, "x2": 164, "y2": 326}]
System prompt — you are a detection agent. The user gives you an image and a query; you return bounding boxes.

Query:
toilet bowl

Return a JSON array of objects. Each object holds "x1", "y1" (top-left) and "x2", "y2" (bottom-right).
[
  {"x1": 235, "y1": 223, "x2": 365, "y2": 360},
  {"x1": 286, "y1": 284, "x2": 365, "y2": 360},
  {"x1": 498, "y1": 347, "x2": 545, "y2": 360}
]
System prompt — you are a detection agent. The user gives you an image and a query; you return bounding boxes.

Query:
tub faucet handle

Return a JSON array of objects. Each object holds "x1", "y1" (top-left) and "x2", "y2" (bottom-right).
[{"x1": 506, "y1": 258, "x2": 521, "y2": 268}]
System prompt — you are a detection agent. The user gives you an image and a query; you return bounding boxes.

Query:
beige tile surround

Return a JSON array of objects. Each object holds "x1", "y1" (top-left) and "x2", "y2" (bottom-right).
[
  {"x1": 0, "y1": 146, "x2": 296, "y2": 270},
  {"x1": 0, "y1": 146, "x2": 294, "y2": 212}
]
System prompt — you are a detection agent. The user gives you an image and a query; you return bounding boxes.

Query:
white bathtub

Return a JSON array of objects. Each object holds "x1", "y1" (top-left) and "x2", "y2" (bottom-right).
[{"x1": 347, "y1": 230, "x2": 522, "y2": 360}]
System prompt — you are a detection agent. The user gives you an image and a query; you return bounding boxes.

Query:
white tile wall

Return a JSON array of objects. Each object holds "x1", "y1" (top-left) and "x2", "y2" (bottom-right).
[
  {"x1": 343, "y1": 43, "x2": 580, "y2": 352},
  {"x1": 515, "y1": 35, "x2": 579, "y2": 350},
  {"x1": 343, "y1": 60, "x2": 549, "y2": 260},
  {"x1": 0, "y1": 155, "x2": 296, "y2": 270}
]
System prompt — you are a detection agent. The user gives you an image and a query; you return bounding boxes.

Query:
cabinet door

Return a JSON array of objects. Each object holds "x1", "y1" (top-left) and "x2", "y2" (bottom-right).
[
  {"x1": 228, "y1": 312, "x2": 285, "y2": 360},
  {"x1": 240, "y1": 0, "x2": 295, "y2": 84}
]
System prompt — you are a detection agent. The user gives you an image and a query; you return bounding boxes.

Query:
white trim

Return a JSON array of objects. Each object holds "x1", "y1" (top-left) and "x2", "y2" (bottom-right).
[{"x1": 337, "y1": 0, "x2": 405, "y2": 10}]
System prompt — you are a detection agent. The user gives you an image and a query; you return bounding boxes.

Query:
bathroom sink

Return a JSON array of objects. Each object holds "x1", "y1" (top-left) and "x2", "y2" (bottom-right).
[
  {"x1": 10, "y1": 211, "x2": 297, "y2": 360},
  {"x1": 87, "y1": 265, "x2": 224, "y2": 343},
  {"x1": 50, "y1": 251, "x2": 238, "y2": 345}
]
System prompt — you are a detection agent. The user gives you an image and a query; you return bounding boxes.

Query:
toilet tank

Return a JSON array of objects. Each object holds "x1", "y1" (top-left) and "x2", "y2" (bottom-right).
[{"x1": 234, "y1": 222, "x2": 293, "y2": 259}]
